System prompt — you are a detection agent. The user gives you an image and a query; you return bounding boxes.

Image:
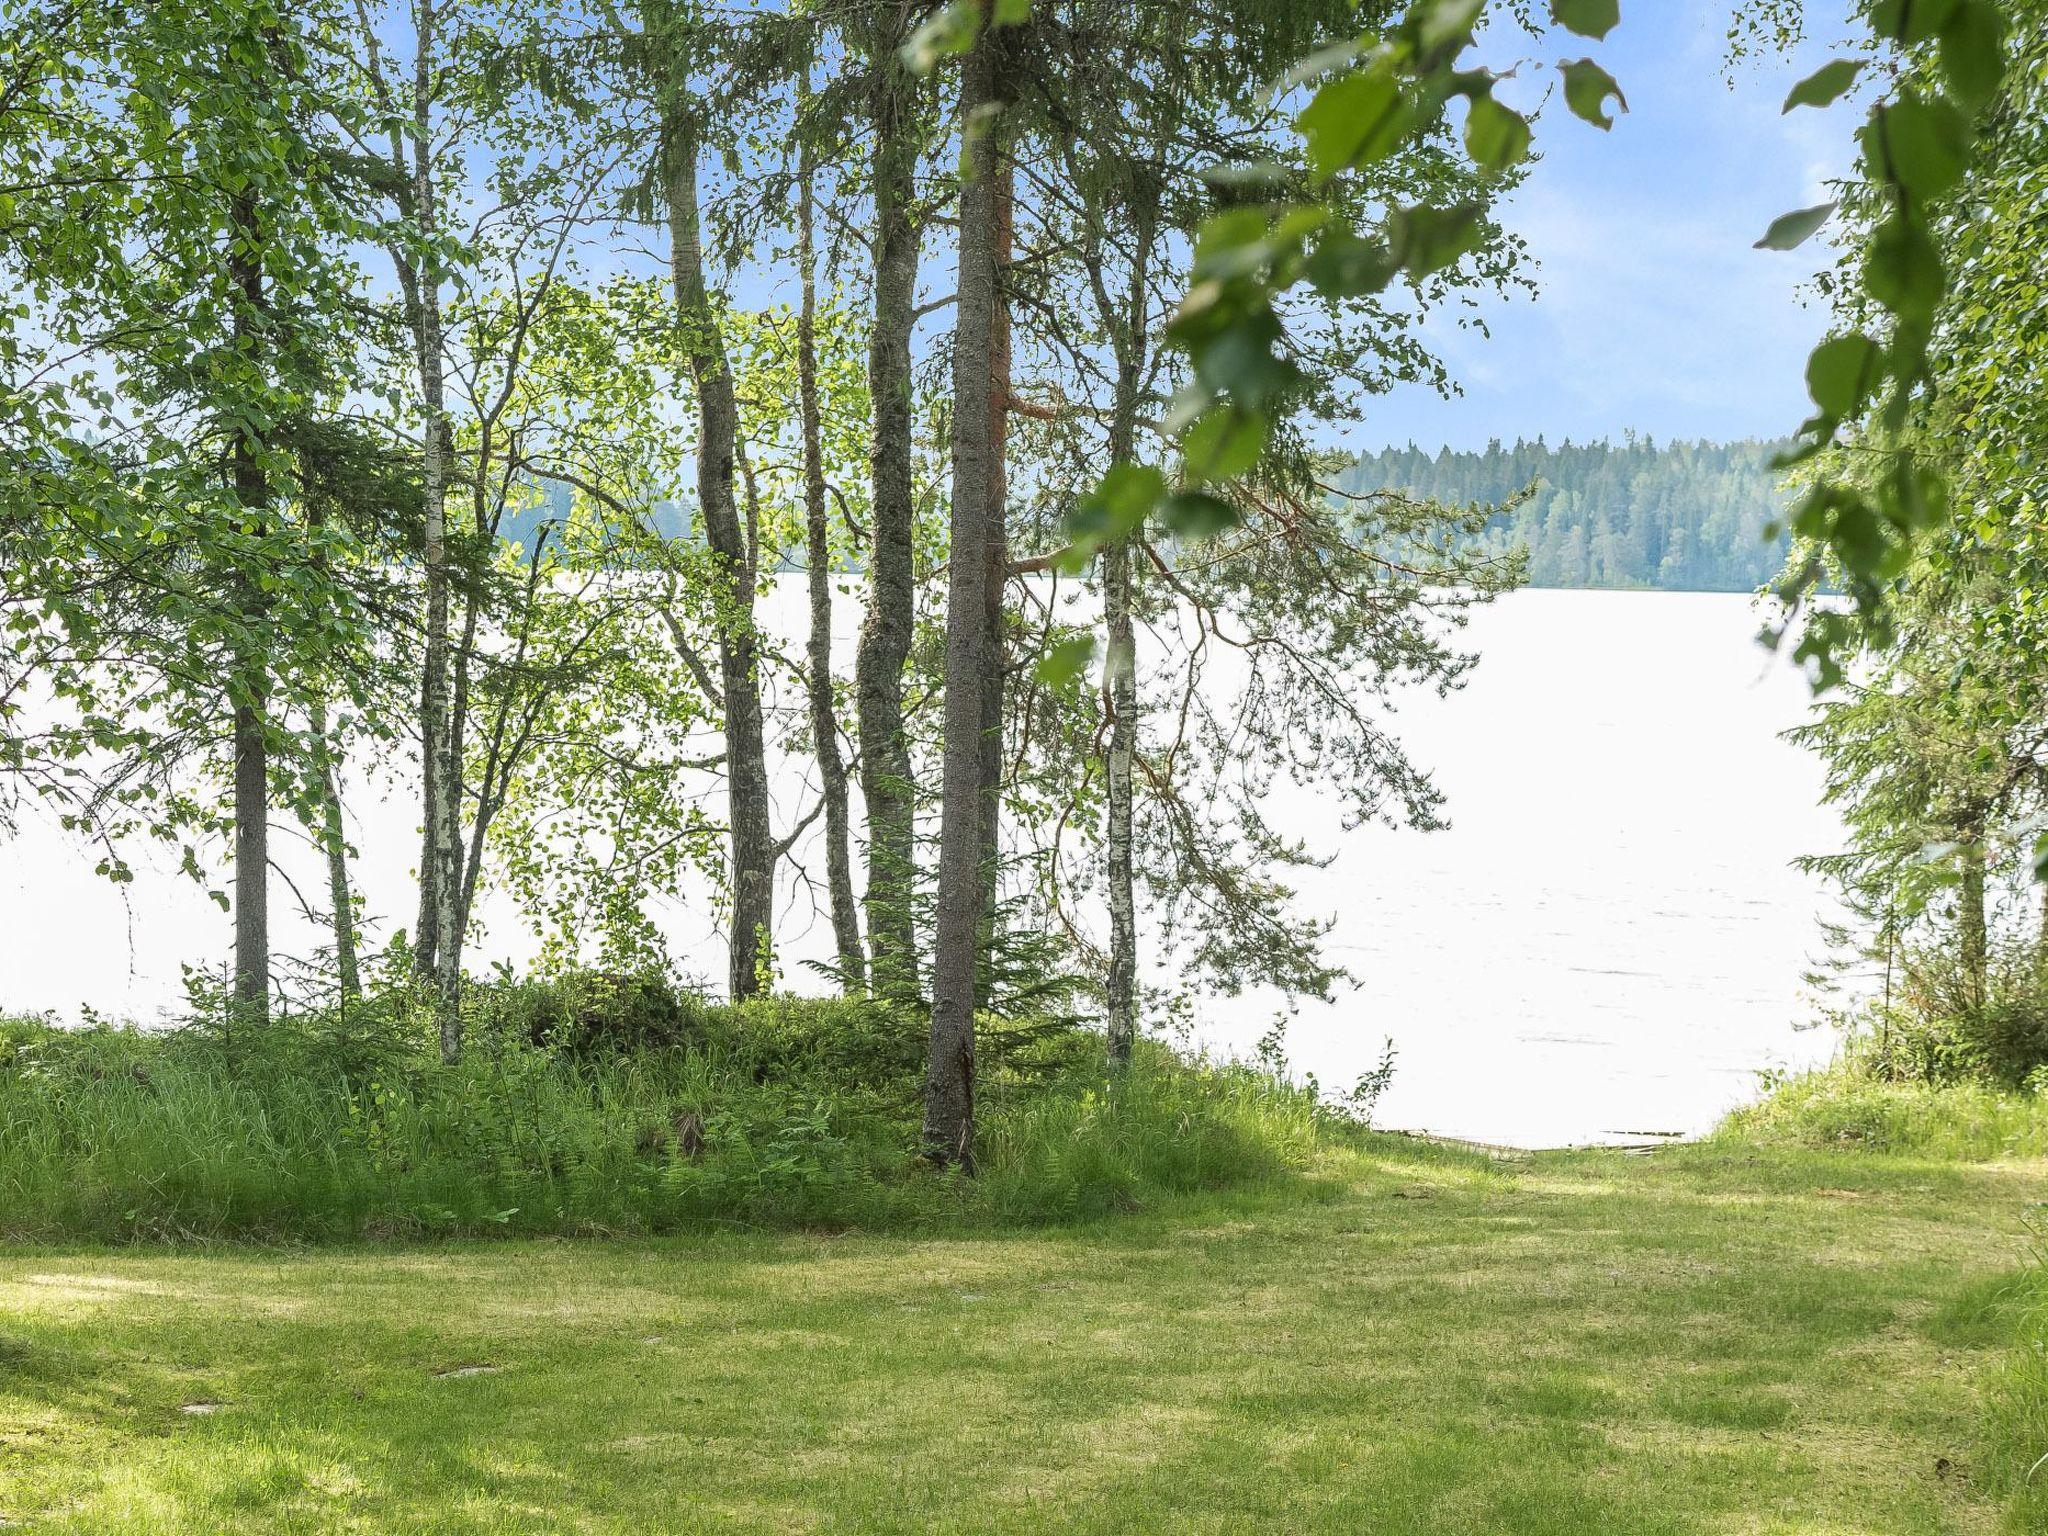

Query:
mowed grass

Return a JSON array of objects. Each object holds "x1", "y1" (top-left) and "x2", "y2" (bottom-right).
[{"x1": 0, "y1": 1139, "x2": 2040, "y2": 1535}]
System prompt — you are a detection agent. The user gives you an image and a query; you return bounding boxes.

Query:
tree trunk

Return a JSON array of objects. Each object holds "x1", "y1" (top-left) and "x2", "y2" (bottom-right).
[
  {"x1": 309, "y1": 696, "x2": 360, "y2": 1006},
  {"x1": 228, "y1": 193, "x2": 269, "y2": 1028},
  {"x1": 231, "y1": 695, "x2": 269, "y2": 1023},
  {"x1": 924, "y1": 22, "x2": 1008, "y2": 1167},
  {"x1": 2036, "y1": 877, "x2": 2048, "y2": 975},
  {"x1": 1102, "y1": 196, "x2": 1154, "y2": 1071},
  {"x1": 404, "y1": 0, "x2": 463, "y2": 1062},
  {"x1": 438, "y1": 595, "x2": 475, "y2": 1005},
  {"x1": 1959, "y1": 834, "x2": 1988, "y2": 1007},
  {"x1": 1103, "y1": 534, "x2": 1136, "y2": 1065},
  {"x1": 976, "y1": 134, "x2": 1012, "y2": 954},
  {"x1": 664, "y1": 114, "x2": 775, "y2": 1001},
  {"x1": 855, "y1": 12, "x2": 923, "y2": 1002},
  {"x1": 298, "y1": 476, "x2": 360, "y2": 1009},
  {"x1": 797, "y1": 93, "x2": 865, "y2": 988}
]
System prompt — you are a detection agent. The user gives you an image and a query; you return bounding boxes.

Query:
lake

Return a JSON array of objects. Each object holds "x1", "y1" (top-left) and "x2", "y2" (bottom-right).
[
  {"x1": 0, "y1": 586, "x2": 1843, "y2": 1146},
  {"x1": 1183, "y1": 587, "x2": 1845, "y2": 1146}
]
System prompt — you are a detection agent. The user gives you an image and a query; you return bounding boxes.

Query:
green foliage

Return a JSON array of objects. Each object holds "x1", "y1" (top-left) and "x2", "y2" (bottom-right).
[
  {"x1": 1549, "y1": 0, "x2": 1618, "y2": 41},
  {"x1": 974, "y1": 1058, "x2": 1327, "y2": 1221},
  {"x1": 2, "y1": 0, "x2": 384, "y2": 873},
  {"x1": 1055, "y1": 0, "x2": 1621, "y2": 564},
  {"x1": 1758, "y1": 0, "x2": 2014, "y2": 682},
  {"x1": 1559, "y1": 58, "x2": 1626, "y2": 130},
  {"x1": 1786, "y1": 549, "x2": 2048, "y2": 1011},
  {"x1": 1837, "y1": 941, "x2": 2048, "y2": 1092},
  {"x1": 0, "y1": 987, "x2": 1343, "y2": 1241}
]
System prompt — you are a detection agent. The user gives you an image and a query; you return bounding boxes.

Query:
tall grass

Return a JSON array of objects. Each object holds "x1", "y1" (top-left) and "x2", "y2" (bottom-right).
[
  {"x1": 0, "y1": 991, "x2": 1349, "y2": 1241},
  {"x1": 1715, "y1": 1062, "x2": 2048, "y2": 1160}
]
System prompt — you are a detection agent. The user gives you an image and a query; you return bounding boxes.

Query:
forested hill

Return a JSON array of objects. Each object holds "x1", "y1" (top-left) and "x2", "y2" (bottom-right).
[{"x1": 1337, "y1": 437, "x2": 1795, "y2": 592}]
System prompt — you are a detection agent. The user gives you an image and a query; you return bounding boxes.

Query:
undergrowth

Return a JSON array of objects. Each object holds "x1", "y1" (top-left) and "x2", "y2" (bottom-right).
[{"x1": 0, "y1": 971, "x2": 1346, "y2": 1242}]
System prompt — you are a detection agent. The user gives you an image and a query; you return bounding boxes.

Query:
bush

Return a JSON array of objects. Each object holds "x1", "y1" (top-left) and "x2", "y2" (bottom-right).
[
  {"x1": 0, "y1": 978, "x2": 1344, "y2": 1242},
  {"x1": 1853, "y1": 941, "x2": 2048, "y2": 1089}
]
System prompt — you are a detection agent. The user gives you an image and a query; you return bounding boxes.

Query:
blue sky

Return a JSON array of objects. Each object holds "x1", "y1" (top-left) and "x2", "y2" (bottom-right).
[{"x1": 1359, "y1": 3, "x2": 1859, "y2": 453}]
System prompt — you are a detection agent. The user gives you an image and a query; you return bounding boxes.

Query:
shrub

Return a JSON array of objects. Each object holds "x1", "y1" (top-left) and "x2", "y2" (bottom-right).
[{"x1": 1852, "y1": 940, "x2": 2048, "y2": 1089}]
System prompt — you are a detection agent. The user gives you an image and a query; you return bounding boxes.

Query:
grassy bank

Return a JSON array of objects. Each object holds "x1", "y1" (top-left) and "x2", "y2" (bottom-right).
[
  {"x1": 0, "y1": 1134, "x2": 2041, "y2": 1533},
  {"x1": 1717, "y1": 1062, "x2": 2048, "y2": 1160},
  {"x1": 0, "y1": 992, "x2": 1330, "y2": 1240}
]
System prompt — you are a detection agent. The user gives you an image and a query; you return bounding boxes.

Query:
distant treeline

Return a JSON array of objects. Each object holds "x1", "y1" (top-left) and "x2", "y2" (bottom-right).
[{"x1": 1337, "y1": 437, "x2": 1795, "y2": 592}]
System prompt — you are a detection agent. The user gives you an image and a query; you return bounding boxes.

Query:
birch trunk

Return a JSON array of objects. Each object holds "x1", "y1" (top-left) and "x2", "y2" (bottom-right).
[
  {"x1": 308, "y1": 696, "x2": 360, "y2": 1005},
  {"x1": 798, "y1": 104, "x2": 866, "y2": 987},
  {"x1": 403, "y1": 0, "x2": 463, "y2": 1063},
  {"x1": 302, "y1": 488, "x2": 359, "y2": 1008},
  {"x1": 664, "y1": 115, "x2": 776, "y2": 1000},
  {"x1": 854, "y1": 10, "x2": 924, "y2": 1001},
  {"x1": 1103, "y1": 537, "x2": 1136, "y2": 1066},
  {"x1": 2037, "y1": 877, "x2": 2048, "y2": 974}
]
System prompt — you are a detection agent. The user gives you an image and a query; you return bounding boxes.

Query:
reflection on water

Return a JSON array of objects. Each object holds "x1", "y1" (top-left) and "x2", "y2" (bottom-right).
[{"x1": 0, "y1": 587, "x2": 1840, "y2": 1148}]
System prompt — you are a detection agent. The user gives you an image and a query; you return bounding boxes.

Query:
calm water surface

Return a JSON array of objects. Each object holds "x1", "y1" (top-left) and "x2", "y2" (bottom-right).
[
  {"x1": 0, "y1": 588, "x2": 1842, "y2": 1146},
  {"x1": 1203, "y1": 588, "x2": 1844, "y2": 1146}
]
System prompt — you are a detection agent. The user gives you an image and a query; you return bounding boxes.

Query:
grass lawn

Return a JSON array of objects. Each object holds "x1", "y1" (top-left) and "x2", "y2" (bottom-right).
[{"x1": 0, "y1": 1138, "x2": 2039, "y2": 1534}]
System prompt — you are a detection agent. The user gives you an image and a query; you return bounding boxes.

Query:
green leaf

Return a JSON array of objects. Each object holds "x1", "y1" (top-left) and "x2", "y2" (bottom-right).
[
  {"x1": 1182, "y1": 408, "x2": 1270, "y2": 483},
  {"x1": 1092, "y1": 463, "x2": 1167, "y2": 538},
  {"x1": 1194, "y1": 314, "x2": 1295, "y2": 409},
  {"x1": 1304, "y1": 231, "x2": 1396, "y2": 297},
  {"x1": 1559, "y1": 59, "x2": 1626, "y2": 130},
  {"x1": 1872, "y1": 0, "x2": 1957, "y2": 44},
  {"x1": 1297, "y1": 66, "x2": 1412, "y2": 179},
  {"x1": 1391, "y1": 202, "x2": 1486, "y2": 276},
  {"x1": 1464, "y1": 95, "x2": 1532, "y2": 171},
  {"x1": 1034, "y1": 634, "x2": 1095, "y2": 689},
  {"x1": 1782, "y1": 58, "x2": 1865, "y2": 112},
  {"x1": 1754, "y1": 201, "x2": 1837, "y2": 251},
  {"x1": 1865, "y1": 215, "x2": 1944, "y2": 318},
  {"x1": 1805, "y1": 333, "x2": 1881, "y2": 416},
  {"x1": 1550, "y1": 0, "x2": 1619, "y2": 40},
  {"x1": 1161, "y1": 491, "x2": 1240, "y2": 540},
  {"x1": 1938, "y1": 0, "x2": 2005, "y2": 112},
  {"x1": 1190, "y1": 207, "x2": 1276, "y2": 281},
  {"x1": 1876, "y1": 94, "x2": 1968, "y2": 200}
]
